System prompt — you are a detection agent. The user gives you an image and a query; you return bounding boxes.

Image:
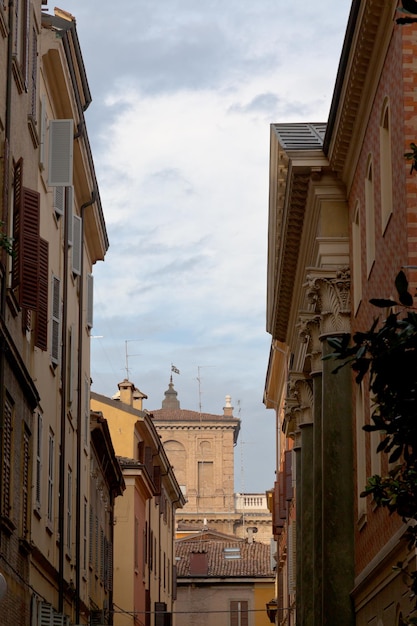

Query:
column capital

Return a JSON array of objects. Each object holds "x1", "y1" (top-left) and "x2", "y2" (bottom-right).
[
  {"x1": 304, "y1": 267, "x2": 351, "y2": 338},
  {"x1": 299, "y1": 314, "x2": 322, "y2": 375},
  {"x1": 283, "y1": 373, "x2": 314, "y2": 442}
]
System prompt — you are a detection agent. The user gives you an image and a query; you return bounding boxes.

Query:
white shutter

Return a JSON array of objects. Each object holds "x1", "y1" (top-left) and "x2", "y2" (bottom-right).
[
  {"x1": 66, "y1": 186, "x2": 74, "y2": 246},
  {"x1": 87, "y1": 273, "x2": 93, "y2": 329},
  {"x1": 39, "y1": 94, "x2": 47, "y2": 170},
  {"x1": 72, "y1": 215, "x2": 82, "y2": 275},
  {"x1": 51, "y1": 275, "x2": 61, "y2": 365},
  {"x1": 48, "y1": 119, "x2": 73, "y2": 187},
  {"x1": 38, "y1": 602, "x2": 53, "y2": 626},
  {"x1": 53, "y1": 186, "x2": 64, "y2": 216}
]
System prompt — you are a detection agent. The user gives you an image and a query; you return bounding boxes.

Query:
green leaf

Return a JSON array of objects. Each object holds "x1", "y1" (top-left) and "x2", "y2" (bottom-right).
[{"x1": 369, "y1": 298, "x2": 398, "y2": 308}]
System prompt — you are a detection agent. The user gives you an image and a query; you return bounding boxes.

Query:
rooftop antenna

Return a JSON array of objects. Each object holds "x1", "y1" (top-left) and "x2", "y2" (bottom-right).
[{"x1": 124, "y1": 339, "x2": 142, "y2": 380}]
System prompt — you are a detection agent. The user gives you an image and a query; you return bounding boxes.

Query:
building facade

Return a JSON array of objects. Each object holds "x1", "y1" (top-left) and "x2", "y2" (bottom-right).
[
  {"x1": 91, "y1": 381, "x2": 186, "y2": 626},
  {"x1": 264, "y1": 2, "x2": 417, "y2": 625},
  {"x1": 151, "y1": 379, "x2": 272, "y2": 543},
  {"x1": 0, "y1": 3, "x2": 110, "y2": 624},
  {"x1": 175, "y1": 530, "x2": 275, "y2": 626}
]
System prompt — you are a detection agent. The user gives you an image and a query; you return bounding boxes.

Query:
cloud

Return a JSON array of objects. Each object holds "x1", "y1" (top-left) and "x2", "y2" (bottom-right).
[{"x1": 52, "y1": 0, "x2": 352, "y2": 491}]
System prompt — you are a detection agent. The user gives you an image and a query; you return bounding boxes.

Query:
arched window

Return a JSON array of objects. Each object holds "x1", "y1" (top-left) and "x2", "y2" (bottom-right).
[
  {"x1": 352, "y1": 200, "x2": 362, "y2": 313},
  {"x1": 365, "y1": 155, "x2": 375, "y2": 276},
  {"x1": 380, "y1": 98, "x2": 393, "y2": 233}
]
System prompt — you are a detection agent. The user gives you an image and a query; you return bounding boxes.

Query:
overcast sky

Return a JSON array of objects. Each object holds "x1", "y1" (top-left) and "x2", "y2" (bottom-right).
[{"x1": 53, "y1": 0, "x2": 351, "y2": 492}]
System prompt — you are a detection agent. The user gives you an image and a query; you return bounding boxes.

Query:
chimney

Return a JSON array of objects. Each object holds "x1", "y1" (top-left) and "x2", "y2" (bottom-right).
[
  {"x1": 118, "y1": 379, "x2": 135, "y2": 407},
  {"x1": 223, "y1": 395, "x2": 234, "y2": 417},
  {"x1": 132, "y1": 387, "x2": 148, "y2": 411}
]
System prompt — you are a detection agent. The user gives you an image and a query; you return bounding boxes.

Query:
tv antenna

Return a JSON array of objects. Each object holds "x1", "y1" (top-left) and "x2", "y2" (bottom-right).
[{"x1": 124, "y1": 339, "x2": 142, "y2": 380}]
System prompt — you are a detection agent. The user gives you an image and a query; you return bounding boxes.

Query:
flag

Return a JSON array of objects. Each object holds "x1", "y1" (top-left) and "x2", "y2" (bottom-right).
[{"x1": 171, "y1": 365, "x2": 180, "y2": 374}]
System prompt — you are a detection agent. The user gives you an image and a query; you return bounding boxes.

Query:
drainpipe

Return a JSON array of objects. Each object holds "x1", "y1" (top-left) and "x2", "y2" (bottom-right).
[
  {"x1": 58, "y1": 187, "x2": 71, "y2": 612},
  {"x1": 75, "y1": 193, "x2": 95, "y2": 623}
]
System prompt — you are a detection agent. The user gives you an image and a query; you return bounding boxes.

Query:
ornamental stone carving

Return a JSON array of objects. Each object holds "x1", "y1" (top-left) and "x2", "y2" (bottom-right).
[
  {"x1": 305, "y1": 268, "x2": 351, "y2": 338},
  {"x1": 299, "y1": 314, "x2": 322, "y2": 375},
  {"x1": 283, "y1": 373, "x2": 314, "y2": 443}
]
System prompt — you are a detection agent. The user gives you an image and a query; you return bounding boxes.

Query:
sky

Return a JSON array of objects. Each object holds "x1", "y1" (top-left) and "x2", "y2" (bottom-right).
[{"x1": 51, "y1": 0, "x2": 352, "y2": 492}]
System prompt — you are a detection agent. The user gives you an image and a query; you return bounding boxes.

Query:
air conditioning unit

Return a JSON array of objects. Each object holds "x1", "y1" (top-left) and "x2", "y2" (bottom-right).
[{"x1": 89, "y1": 610, "x2": 105, "y2": 626}]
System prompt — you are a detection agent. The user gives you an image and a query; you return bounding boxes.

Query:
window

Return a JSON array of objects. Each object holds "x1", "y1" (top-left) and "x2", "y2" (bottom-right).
[
  {"x1": 13, "y1": 0, "x2": 30, "y2": 92},
  {"x1": 21, "y1": 427, "x2": 30, "y2": 537},
  {"x1": 230, "y1": 601, "x2": 248, "y2": 626},
  {"x1": 86, "y1": 273, "x2": 94, "y2": 329},
  {"x1": 365, "y1": 155, "x2": 375, "y2": 276},
  {"x1": 51, "y1": 275, "x2": 61, "y2": 365},
  {"x1": 352, "y1": 201, "x2": 362, "y2": 313},
  {"x1": 2, "y1": 395, "x2": 13, "y2": 518},
  {"x1": 135, "y1": 516, "x2": 139, "y2": 570},
  {"x1": 35, "y1": 413, "x2": 42, "y2": 509},
  {"x1": 356, "y1": 383, "x2": 366, "y2": 524},
  {"x1": 198, "y1": 461, "x2": 213, "y2": 498},
  {"x1": 89, "y1": 504, "x2": 94, "y2": 567},
  {"x1": 12, "y1": 158, "x2": 41, "y2": 310},
  {"x1": 380, "y1": 99, "x2": 393, "y2": 232},
  {"x1": 47, "y1": 429, "x2": 55, "y2": 524},
  {"x1": 72, "y1": 215, "x2": 82, "y2": 275},
  {"x1": 84, "y1": 377, "x2": 90, "y2": 445},
  {"x1": 35, "y1": 238, "x2": 49, "y2": 351},
  {"x1": 67, "y1": 466, "x2": 72, "y2": 553},
  {"x1": 29, "y1": 26, "x2": 37, "y2": 118},
  {"x1": 83, "y1": 498, "x2": 87, "y2": 571},
  {"x1": 48, "y1": 119, "x2": 74, "y2": 187}
]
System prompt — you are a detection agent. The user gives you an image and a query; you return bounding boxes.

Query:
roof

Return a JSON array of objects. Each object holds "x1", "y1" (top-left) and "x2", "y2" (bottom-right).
[
  {"x1": 271, "y1": 122, "x2": 326, "y2": 151},
  {"x1": 175, "y1": 534, "x2": 274, "y2": 579},
  {"x1": 151, "y1": 408, "x2": 239, "y2": 423}
]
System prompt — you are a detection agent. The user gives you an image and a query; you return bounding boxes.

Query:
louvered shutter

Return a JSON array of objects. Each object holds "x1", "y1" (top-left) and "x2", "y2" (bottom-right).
[
  {"x1": 20, "y1": 187, "x2": 40, "y2": 309},
  {"x1": 86, "y1": 273, "x2": 93, "y2": 329},
  {"x1": 285, "y1": 450, "x2": 293, "y2": 501},
  {"x1": 72, "y1": 214, "x2": 82, "y2": 275},
  {"x1": 51, "y1": 275, "x2": 61, "y2": 365},
  {"x1": 48, "y1": 119, "x2": 73, "y2": 187},
  {"x1": 12, "y1": 158, "x2": 23, "y2": 291},
  {"x1": 288, "y1": 521, "x2": 297, "y2": 594},
  {"x1": 278, "y1": 471, "x2": 286, "y2": 520},
  {"x1": 66, "y1": 186, "x2": 73, "y2": 246},
  {"x1": 38, "y1": 602, "x2": 53, "y2": 626},
  {"x1": 53, "y1": 186, "x2": 64, "y2": 216},
  {"x1": 35, "y1": 238, "x2": 48, "y2": 351}
]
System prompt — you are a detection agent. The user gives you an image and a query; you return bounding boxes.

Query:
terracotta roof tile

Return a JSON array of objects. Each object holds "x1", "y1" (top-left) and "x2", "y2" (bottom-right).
[
  {"x1": 175, "y1": 539, "x2": 274, "y2": 578},
  {"x1": 151, "y1": 408, "x2": 240, "y2": 423}
]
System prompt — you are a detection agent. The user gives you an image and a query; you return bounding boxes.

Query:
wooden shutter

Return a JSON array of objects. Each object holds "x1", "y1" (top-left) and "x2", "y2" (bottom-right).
[
  {"x1": 288, "y1": 521, "x2": 297, "y2": 594},
  {"x1": 230, "y1": 601, "x2": 248, "y2": 626},
  {"x1": 2, "y1": 397, "x2": 13, "y2": 517},
  {"x1": 35, "y1": 238, "x2": 48, "y2": 351},
  {"x1": 72, "y1": 214, "x2": 82, "y2": 275},
  {"x1": 20, "y1": 187, "x2": 40, "y2": 309},
  {"x1": 21, "y1": 428, "x2": 30, "y2": 537},
  {"x1": 48, "y1": 119, "x2": 73, "y2": 187},
  {"x1": 12, "y1": 162, "x2": 40, "y2": 310},
  {"x1": 284, "y1": 450, "x2": 293, "y2": 501},
  {"x1": 51, "y1": 275, "x2": 61, "y2": 365},
  {"x1": 86, "y1": 273, "x2": 93, "y2": 329},
  {"x1": 12, "y1": 158, "x2": 23, "y2": 291}
]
